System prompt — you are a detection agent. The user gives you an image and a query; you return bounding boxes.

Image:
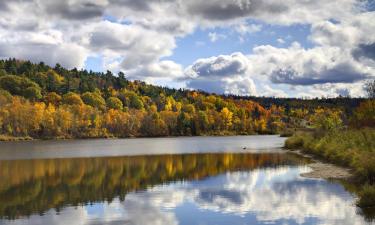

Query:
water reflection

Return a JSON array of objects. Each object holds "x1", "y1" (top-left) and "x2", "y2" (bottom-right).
[{"x1": 0, "y1": 153, "x2": 371, "y2": 225}]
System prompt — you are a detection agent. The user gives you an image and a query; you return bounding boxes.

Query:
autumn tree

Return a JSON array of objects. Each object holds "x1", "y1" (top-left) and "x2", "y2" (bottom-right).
[
  {"x1": 45, "y1": 92, "x2": 62, "y2": 106},
  {"x1": 351, "y1": 100, "x2": 375, "y2": 128},
  {"x1": 310, "y1": 108, "x2": 343, "y2": 131},
  {"x1": 0, "y1": 75, "x2": 42, "y2": 100},
  {"x1": 82, "y1": 91, "x2": 106, "y2": 110},
  {"x1": 220, "y1": 107, "x2": 233, "y2": 130},
  {"x1": 141, "y1": 106, "x2": 168, "y2": 136},
  {"x1": 106, "y1": 97, "x2": 123, "y2": 110},
  {"x1": 62, "y1": 92, "x2": 83, "y2": 105}
]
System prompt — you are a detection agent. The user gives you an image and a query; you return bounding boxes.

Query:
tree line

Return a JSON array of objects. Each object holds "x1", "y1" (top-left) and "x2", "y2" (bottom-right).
[{"x1": 0, "y1": 58, "x2": 373, "y2": 139}]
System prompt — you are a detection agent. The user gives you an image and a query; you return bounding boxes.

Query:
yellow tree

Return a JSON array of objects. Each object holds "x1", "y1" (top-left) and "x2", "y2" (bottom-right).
[{"x1": 220, "y1": 107, "x2": 233, "y2": 130}]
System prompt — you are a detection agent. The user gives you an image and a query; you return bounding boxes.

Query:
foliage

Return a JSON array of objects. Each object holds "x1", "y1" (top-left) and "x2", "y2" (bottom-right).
[
  {"x1": 310, "y1": 108, "x2": 343, "y2": 131},
  {"x1": 81, "y1": 91, "x2": 106, "y2": 110},
  {"x1": 106, "y1": 97, "x2": 123, "y2": 110},
  {"x1": 351, "y1": 100, "x2": 375, "y2": 128},
  {"x1": 357, "y1": 184, "x2": 375, "y2": 208},
  {"x1": 62, "y1": 92, "x2": 83, "y2": 105},
  {"x1": 285, "y1": 129, "x2": 375, "y2": 180},
  {"x1": 0, "y1": 75, "x2": 42, "y2": 100},
  {"x1": 284, "y1": 135, "x2": 305, "y2": 149},
  {"x1": 0, "y1": 58, "x2": 369, "y2": 140}
]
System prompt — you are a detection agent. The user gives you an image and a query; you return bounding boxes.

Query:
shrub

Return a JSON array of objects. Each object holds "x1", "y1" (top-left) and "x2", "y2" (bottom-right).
[
  {"x1": 357, "y1": 184, "x2": 375, "y2": 208},
  {"x1": 284, "y1": 135, "x2": 305, "y2": 149}
]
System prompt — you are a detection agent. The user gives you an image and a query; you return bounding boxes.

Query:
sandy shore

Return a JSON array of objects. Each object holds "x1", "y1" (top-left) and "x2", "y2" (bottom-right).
[{"x1": 287, "y1": 150, "x2": 353, "y2": 179}]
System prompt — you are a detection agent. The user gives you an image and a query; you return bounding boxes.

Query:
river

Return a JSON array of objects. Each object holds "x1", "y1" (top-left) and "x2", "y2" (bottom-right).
[{"x1": 0, "y1": 136, "x2": 372, "y2": 224}]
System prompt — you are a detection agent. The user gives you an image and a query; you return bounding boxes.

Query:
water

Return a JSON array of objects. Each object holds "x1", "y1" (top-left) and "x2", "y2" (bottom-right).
[
  {"x1": 0, "y1": 136, "x2": 372, "y2": 225},
  {"x1": 0, "y1": 135, "x2": 285, "y2": 160}
]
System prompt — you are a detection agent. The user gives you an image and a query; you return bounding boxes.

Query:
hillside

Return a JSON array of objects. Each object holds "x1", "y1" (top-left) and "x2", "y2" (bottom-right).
[{"x1": 0, "y1": 58, "x2": 367, "y2": 140}]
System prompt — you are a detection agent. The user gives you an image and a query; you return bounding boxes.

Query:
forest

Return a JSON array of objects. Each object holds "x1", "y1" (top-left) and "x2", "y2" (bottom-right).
[{"x1": 0, "y1": 58, "x2": 373, "y2": 140}]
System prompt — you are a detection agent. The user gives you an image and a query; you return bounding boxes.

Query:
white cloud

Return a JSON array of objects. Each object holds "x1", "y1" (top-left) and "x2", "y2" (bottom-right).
[
  {"x1": 277, "y1": 38, "x2": 285, "y2": 44},
  {"x1": 185, "y1": 52, "x2": 250, "y2": 78},
  {"x1": 114, "y1": 166, "x2": 367, "y2": 225},
  {"x1": 0, "y1": 0, "x2": 373, "y2": 96},
  {"x1": 234, "y1": 23, "x2": 262, "y2": 35},
  {"x1": 184, "y1": 52, "x2": 257, "y2": 95},
  {"x1": 208, "y1": 32, "x2": 226, "y2": 42}
]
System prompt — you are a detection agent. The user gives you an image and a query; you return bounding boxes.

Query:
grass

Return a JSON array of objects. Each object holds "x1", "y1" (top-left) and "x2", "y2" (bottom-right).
[
  {"x1": 285, "y1": 135, "x2": 305, "y2": 148},
  {"x1": 284, "y1": 128, "x2": 375, "y2": 209}
]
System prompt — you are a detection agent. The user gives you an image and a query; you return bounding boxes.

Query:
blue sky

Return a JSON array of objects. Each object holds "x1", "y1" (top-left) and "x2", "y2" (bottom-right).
[
  {"x1": 162, "y1": 23, "x2": 313, "y2": 67},
  {"x1": 0, "y1": 0, "x2": 374, "y2": 97}
]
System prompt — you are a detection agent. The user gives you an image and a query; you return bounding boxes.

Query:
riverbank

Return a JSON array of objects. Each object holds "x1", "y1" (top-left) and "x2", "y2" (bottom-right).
[
  {"x1": 0, "y1": 131, "x2": 272, "y2": 142},
  {"x1": 284, "y1": 128, "x2": 375, "y2": 209},
  {"x1": 0, "y1": 135, "x2": 33, "y2": 141},
  {"x1": 286, "y1": 149, "x2": 352, "y2": 179}
]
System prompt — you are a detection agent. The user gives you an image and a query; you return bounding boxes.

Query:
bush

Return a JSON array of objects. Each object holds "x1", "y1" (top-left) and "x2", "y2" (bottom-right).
[
  {"x1": 284, "y1": 135, "x2": 305, "y2": 149},
  {"x1": 285, "y1": 128, "x2": 375, "y2": 181},
  {"x1": 280, "y1": 129, "x2": 294, "y2": 137},
  {"x1": 357, "y1": 184, "x2": 375, "y2": 208}
]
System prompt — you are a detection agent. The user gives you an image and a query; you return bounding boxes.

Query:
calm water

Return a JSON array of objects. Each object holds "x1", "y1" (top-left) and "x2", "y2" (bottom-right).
[{"x1": 0, "y1": 136, "x2": 372, "y2": 225}]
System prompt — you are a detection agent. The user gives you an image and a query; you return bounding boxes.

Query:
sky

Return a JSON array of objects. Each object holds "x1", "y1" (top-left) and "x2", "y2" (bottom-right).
[{"x1": 0, "y1": 0, "x2": 374, "y2": 97}]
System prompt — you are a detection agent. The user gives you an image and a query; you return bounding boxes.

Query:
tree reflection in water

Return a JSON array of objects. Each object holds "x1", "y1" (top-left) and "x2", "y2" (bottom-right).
[{"x1": 0, "y1": 153, "x2": 308, "y2": 219}]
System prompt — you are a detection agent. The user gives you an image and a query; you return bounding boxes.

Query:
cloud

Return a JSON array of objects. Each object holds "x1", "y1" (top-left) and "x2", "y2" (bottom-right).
[
  {"x1": 353, "y1": 42, "x2": 375, "y2": 60},
  {"x1": 185, "y1": 52, "x2": 250, "y2": 78},
  {"x1": 0, "y1": 0, "x2": 373, "y2": 96},
  {"x1": 125, "y1": 60, "x2": 184, "y2": 80},
  {"x1": 184, "y1": 53, "x2": 257, "y2": 95},
  {"x1": 277, "y1": 38, "x2": 285, "y2": 44},
  {"x1": 87, "y1": 21, "x2": 176, "y2": 67},
  {"x1": 116, "y1": 166, "x2": 367, "y2": 225},
  {"x1": 270, "y1": 63, "x2": 369, "y2": 85},
  {"x1": 187, "y1": 76, "x2": 256, "y2": 96},
  {"x1": 0, "y1": 42, "x2": 87, "y2": 69},
  {"x1": 251, "y1": 43, "x2": 372, "y2": 85},
  {"x1": 181, "y1": 0, "x2": 357, "y2": 26},
  {"x1": 41, "y1": 1, "x2": 105, "y2": 20},
  {"x1": 208, "y1": 32, "x2": 226, "y2": 42},
  {"x1": 234, "y1": 23, "x2": 262, "y2": 35}
]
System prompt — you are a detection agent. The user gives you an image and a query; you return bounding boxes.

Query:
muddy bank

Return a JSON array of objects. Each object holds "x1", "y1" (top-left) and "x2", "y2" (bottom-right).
[{"x1": 287, "y1": 150, "x2": 353, "y2": 179}]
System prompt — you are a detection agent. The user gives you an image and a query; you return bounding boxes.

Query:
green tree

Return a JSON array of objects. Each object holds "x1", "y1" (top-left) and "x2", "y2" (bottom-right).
[
  {"x1": 46, "y1": 70, "x2": 64, "y2": 92},
  {"x1": 62, "y1": 92, "x2": 83, "y2": 105},
  {"x1": 82, "y1": 92, "x2": 106, "y2": 110},
  {"x1": 106, "y1": 97, "x2": 123, "y2": 110},
  {"x1": 311, "y1": 108, "x2": 343, "y2": 131},
  {"x1": 0, "y1": 75, "x2": 42, "y2": 100},
  {"x1": 45, "y1": 92, "x2": 62, "y2": 106},
  {"x1": 24, "y1": 86, "x2": 42, "y2": 100}
]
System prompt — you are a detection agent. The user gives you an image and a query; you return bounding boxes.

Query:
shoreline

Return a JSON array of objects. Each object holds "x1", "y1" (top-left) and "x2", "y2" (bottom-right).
[
  {"x1": 286, "y1": 149, "x2": 353, "y2": 180},
  {"x1": 0, "y1": 133, "x2": 281, "y2": 142}
]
